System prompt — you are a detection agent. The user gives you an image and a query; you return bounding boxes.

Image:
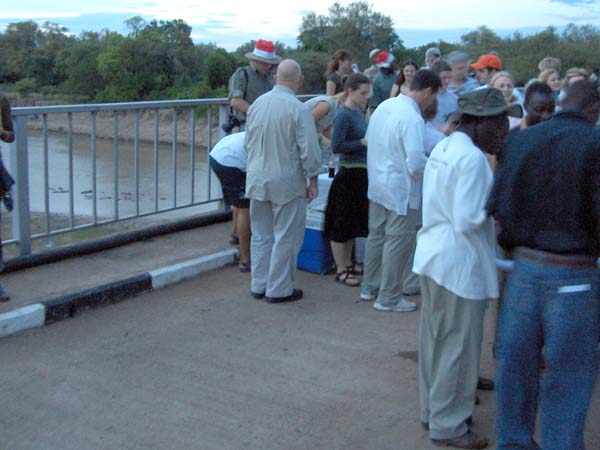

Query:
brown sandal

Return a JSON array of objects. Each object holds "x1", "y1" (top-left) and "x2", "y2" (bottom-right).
[{"x1": 335, "y1": 270, "x2": 360, "y2": 287}]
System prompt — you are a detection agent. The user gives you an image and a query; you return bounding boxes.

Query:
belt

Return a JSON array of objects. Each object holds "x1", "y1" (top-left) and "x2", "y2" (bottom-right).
[{"x1": 514, "y1": 246, "x2": 598, "y2": 269}]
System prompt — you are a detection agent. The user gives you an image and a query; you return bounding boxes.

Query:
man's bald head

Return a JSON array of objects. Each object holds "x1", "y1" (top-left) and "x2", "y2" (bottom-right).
[{"x1": 276, "y1": 59, "x2": 303, "y2": 91}]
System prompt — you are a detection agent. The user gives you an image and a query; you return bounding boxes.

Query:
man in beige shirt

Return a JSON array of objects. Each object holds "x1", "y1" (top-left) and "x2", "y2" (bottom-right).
[{"x1": 244, "y1": 59, "x2": 322, "y2": 303}]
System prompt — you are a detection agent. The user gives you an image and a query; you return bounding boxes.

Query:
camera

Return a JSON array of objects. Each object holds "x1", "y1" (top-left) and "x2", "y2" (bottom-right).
[{"x1": 221, "y1": 114, "x2": 241, "y2": 134}]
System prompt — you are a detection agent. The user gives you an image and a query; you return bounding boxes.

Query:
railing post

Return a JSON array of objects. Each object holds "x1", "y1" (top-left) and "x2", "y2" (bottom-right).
[
  {"x1": 218, "y1": 104, "x2": 229, "y2": 141},
  {"x1": 10, "y1": 115, "x2": 31, "y2": 256},
  {"x1": 216, "y1": 104, "x2": 231, "y2": 212}
]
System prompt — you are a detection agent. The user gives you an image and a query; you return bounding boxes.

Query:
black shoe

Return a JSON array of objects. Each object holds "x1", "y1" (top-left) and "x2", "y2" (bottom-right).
[
  {"x1": 422, "y1": 416, "x2": 473, "y2": 431},
  {"x1": 477, "y1": 376, "x2": 494, "y2": 391},
  {"x1": 0, "y1": 287, "x2": 10, "y2": 303},
  {"x1": 265, "y1": 289, "x2": 303, "y2": 304},
  {"x1": 251, "y1": 291, "x2": 265, "y2": 299},
  {"x1": 431, "y1": 429, "x2": 488, "y2": 449}
]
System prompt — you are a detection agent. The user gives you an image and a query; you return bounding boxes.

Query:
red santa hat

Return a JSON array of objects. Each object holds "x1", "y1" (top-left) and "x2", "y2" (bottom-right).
[
  {"x1": 375, "y1": 51, "x2": 395, "y2": 68},
  {"x1": 245, "y1": 39, "x2": 282, "y2": 64}
]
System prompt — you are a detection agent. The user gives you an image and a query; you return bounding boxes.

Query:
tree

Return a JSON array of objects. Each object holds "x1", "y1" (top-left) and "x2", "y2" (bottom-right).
[
  {"x1": 24, "y1": 22, "x2": 72, "y2": 87},
  {"x1": 206, "y1": 48, "x2": 237, "y2": 89},
  {"x1": 57, "y1": 36, "x2": 106, "y2": 98},
  {"x1": 298, "y1": 2, "x2": 403, "y2": 70},
  {"x1": 125, "y1": 16, "x2": 147, "y2": 37},
  {"x1": 288, "y1": 49, "x2": 330, "y2": 94},
  {"x1": 1, "y1": 21, "x2": 39, "y2": 81}
]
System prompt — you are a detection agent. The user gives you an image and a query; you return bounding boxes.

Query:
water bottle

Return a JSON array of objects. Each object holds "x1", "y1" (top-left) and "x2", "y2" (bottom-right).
[{"x1": 328, "y1": 152, "x2": 336, "y2": 178}]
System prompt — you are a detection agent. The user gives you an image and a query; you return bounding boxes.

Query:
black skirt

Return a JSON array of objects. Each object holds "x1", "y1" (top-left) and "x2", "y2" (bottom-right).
[{"x1": 323, "y1": 167, "x2": 368, "y2": 242}]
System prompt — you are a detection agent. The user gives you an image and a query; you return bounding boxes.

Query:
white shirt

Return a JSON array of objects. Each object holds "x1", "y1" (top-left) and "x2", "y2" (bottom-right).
[
  {"x1": 366, "y1": 94, "x2": 427, "y2": 215},
  {"x1": 209, "y1": 132, "x2": 246, "y2": 171},
  {"x1": 413, "y1": 132, "x2": 499, "y2": 300}
]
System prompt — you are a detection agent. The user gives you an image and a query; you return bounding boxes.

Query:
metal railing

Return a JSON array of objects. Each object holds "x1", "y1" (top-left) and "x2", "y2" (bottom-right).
[{"x1": 7, "y1": 98, "x2": 232, "y2": 257}]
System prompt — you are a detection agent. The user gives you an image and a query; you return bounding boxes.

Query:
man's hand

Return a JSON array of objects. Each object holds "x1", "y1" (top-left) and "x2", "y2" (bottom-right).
[
  {"x1": 306, "y1": 176, "x2": 318, "y2": 203},
  {"x1": 229, "y1": 97, "x2": 250, "y2": 114}
]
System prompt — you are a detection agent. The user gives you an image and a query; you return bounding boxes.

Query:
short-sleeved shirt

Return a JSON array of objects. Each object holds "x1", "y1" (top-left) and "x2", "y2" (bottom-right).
[
  {"x1": 209, "y1": 132, "x2": 246, "y2": 171},
  {"x1": 327, "y1": 72, "x2": 345, "y2": 95},
  {"x1": 369, "y1": 72, "x2": 395, "y2": 108},
  {"x1": 228, "y1": 61, "x2": 274, "y2": 123},
  {"x1": 304, "y1": 95, "x2": 339, "y2": 133}
]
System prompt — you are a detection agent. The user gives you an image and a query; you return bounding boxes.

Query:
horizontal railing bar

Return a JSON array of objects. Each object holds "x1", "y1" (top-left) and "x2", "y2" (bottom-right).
[
  {"x1": 12, "y1": 98, "x2": 228, "y2": 116},
  {"x1": 11, "y1": 95, "x2": 315, "y2": 116},
  {"x1": 28, "y1": 199, "x2": 223, "y2": 240}
]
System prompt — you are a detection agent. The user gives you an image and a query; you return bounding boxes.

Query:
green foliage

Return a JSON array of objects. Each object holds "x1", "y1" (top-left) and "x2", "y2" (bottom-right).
[
  {"x1": 3, "y1": 13, "x2": 600, "y2": 102},
  {"x1": 15, "y1": 78, "x2": 35, "y2": 97},
  {"x1": 206, "y1": 48, "x2": 237, "y2": 89},
  {"x1": 57, "y1": 38, "x2": 106, "y2": 99},
  {"x1": 298, "y1": 1, "x2": 403, "y2": 70},
  {"x1": 0, "y1": 21, "x2": 39, "y2": 81},
  {"x1": 289, "y1": 49, "x2": 330, "y2": 94}
]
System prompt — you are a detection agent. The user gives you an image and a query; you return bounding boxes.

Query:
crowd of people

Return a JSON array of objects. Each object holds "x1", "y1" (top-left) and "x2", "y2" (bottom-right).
[{"x1": 213, "y1": 38, "x2": 600, "y2": 448}]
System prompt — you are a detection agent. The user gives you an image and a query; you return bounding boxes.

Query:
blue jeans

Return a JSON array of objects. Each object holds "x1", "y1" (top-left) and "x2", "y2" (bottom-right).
[{"x1": 495, "y1": 258, "x2": 600, "y2": 450}]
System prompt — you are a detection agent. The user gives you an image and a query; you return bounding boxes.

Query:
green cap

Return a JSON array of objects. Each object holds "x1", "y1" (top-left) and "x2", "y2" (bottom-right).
[{"x1": 457, "y1": 88, "x2": 523, "y2": 118}]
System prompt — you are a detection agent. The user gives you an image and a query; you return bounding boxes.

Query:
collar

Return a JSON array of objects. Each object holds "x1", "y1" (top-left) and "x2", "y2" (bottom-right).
[
  {"x1": 553, "y1": 110, "x2": 593, "y2": 124},
  {"x1": 399, "y1": 93, "x2": 421, "y2": 115},
  {"x1": 273, "y1": 85, "x2": 295, "y2": 95},
  {"x1": 249, "y1": 61, "x2": 269, "y2": 77}
]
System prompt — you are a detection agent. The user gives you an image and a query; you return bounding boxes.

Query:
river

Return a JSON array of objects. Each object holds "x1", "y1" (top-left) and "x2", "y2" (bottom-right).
[{"x1": 9, "y1": 130, "x2": 223, "y2": 221}]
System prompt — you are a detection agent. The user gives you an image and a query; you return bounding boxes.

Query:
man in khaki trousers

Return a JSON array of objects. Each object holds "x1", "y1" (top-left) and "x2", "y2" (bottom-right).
[{"x1": 413, "y1": 89, "x2": 522, "y2": 449}]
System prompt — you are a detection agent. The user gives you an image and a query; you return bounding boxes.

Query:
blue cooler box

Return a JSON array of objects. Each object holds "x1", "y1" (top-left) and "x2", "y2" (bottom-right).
[{"x1": 297, "y1": 210, "x2": 334, "y2": 274}]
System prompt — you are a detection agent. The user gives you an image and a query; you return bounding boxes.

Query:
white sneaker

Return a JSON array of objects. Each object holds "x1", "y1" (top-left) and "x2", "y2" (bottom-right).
[
  {"x1": 360, "y1": 291, "x2": 376, "y2": 302},
  {"x1": 373, "y1": 299, "x2": 417, "y2": 312}
]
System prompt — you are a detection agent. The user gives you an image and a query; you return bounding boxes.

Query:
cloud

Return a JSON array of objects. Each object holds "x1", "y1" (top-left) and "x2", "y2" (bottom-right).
[{"x1": 551, "y1": 0, "x2": 596, "y2": 4}]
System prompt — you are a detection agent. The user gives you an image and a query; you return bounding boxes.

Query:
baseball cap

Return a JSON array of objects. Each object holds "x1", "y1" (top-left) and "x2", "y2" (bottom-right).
[{"x1": 471, "y1": 54, "x2": 502, "y2": 70}]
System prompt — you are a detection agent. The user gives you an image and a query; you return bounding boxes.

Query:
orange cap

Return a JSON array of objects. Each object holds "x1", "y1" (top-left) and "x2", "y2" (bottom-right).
[{"x1": 471, "y1": 54, "x2": 502, "y2": 70}]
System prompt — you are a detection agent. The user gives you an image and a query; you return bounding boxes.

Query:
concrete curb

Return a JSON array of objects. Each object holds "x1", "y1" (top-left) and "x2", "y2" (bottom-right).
[
  {"x1": 0, "y1": 248, "x2": 238, "y2": 338},
  {"x1": 0, "y1": 304, "x2": 46, "y2": 338},
  {"x1": 150, "y1": 249, "x2": 238, "y2": 289}
]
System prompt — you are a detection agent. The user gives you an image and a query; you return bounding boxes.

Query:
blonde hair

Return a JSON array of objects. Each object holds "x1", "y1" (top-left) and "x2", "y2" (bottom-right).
[
  {"x1": 489, "y1": 71, "x2": 516, "y2": 102},
  {"x1": 538, "y1": 57, "x2": 561, "y2": 74},
  {"x1": 562, "y1": 67, "x2": 588, "y2": 90},
  {"x1": 538, "y1": 68, "x2": 559, "y2": 84}
]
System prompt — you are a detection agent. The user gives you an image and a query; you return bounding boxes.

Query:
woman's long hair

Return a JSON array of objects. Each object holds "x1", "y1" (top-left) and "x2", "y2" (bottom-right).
[
  {"x1": 325, "y1": 49, "x2": 352, "y2": 77},
  {"x1": 395, "y1": 60, "x2": 418, "y2": 88}
]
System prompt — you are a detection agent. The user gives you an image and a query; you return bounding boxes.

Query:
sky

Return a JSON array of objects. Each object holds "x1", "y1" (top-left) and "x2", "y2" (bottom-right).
[{"x1": 3, "y1": 0, "x2": 600, "y2": 50}]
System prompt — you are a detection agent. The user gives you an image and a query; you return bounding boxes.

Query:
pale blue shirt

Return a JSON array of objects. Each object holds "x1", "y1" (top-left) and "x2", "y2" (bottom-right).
[
  {"x1": 448, "y1": 77, "x2": 480, "y2": 97},
  {"x1": 431, "y1": 90, "x2": 458, "y2": 127},
  {"x1": 245, "y1": 85, "x2": 322, "y2": 204}
]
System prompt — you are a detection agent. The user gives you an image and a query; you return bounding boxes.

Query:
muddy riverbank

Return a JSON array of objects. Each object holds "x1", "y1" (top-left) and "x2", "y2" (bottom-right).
[{"x1": 25, "y1": 109, "x2": 223, "y2": 148}]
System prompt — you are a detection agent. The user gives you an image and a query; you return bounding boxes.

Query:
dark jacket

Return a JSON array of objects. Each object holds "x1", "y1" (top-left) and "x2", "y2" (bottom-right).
[{"x1": 487, "y1": 111, "x2": 600, "y2": 255}]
